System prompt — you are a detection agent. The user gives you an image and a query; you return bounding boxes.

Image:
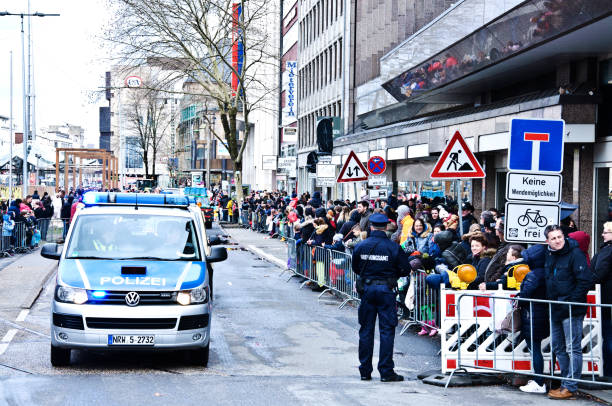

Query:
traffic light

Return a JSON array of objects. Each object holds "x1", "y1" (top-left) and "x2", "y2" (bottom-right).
[
  {"x1": 316, "y1": 117, "x2": 333, "y2": 155},
  {"x1": 306, "y1": 151, "x2": 318, "y2": 173}
]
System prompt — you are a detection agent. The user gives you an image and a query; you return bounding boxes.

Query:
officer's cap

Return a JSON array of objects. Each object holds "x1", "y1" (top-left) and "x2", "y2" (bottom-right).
[{"x1": 370, "y1": 213, "x2": 389, "y2": 226}]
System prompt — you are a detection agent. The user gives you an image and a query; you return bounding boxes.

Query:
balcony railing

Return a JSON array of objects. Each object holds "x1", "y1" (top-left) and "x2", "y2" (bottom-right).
[{"x1": 382, "y1": 0, "x2": 612, "y2": 102}]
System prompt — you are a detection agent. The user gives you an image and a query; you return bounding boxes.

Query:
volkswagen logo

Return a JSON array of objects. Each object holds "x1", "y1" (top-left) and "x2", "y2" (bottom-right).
[{"x1": 125, "y1": 292, "x2": 140, "y2": 306}]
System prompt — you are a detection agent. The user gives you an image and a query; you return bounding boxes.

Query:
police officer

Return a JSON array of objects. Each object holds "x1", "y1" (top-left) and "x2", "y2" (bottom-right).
[{"x1": 352, "y1": 212, "x2": 411, "y2": 382}]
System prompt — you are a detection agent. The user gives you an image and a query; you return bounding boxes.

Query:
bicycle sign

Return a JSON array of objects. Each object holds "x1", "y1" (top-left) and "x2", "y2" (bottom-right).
[
  {"x1": 517, "y1": 209, "x2": 548, "y2": 227},
  {"x1": 505, "y1": 202, "x2": 560, "y2": 244}
]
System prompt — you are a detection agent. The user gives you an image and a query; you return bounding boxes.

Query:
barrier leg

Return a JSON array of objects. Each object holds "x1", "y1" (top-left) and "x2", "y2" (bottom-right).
[
  {"x1": 317, "y1": 288, "x2": 332, "y2": 300},
  {"x1": 339, "y1": 297, "x2": 359, "y2": 310},
  {"x1": 444, "y1": 367, "x2": 470, "y2": 395}
]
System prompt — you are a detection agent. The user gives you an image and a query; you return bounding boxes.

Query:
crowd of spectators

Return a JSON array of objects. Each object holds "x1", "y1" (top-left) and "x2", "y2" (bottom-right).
[{"x1": 237, "y1": 187, "x2": 611, "y2": 397}]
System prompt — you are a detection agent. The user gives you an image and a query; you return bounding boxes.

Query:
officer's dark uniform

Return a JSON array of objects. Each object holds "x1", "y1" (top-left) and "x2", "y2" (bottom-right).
[{"x1": 352, "y1": 213, "x2": 410, "y2": 381}]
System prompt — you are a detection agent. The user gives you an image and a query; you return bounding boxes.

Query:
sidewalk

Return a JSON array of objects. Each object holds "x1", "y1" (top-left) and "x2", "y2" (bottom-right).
[
  {"x1": 223, "y1": 226, "x2": 289, "y2": 269},
  {"x1": 0, "y1": 248, "x2": 57, "y2": 309}
]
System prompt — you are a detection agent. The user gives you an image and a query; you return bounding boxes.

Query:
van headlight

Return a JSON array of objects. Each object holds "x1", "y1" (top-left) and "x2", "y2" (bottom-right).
[
  {"x1": 55, "y1": 286, "x2": 88, "y2": 305},
  {"x1": 176, "y1": 286, "x2": 208, "y2": 305}
]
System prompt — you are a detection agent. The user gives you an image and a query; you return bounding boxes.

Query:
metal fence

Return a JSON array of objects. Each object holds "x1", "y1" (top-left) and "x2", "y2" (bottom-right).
[
  {"x1": 400, "y1": 269, "x2": 440, "y2": 335},
  {"x1": 285, "y1": 238, "x2": 359, "y2": 309},
  {"x1": 36, "y1": 218, "x2": 71, "y2": 244},
  {"x1": 442, "y1": 288, "x2": 611, "y2": 389},
  {"x1": 0, "y1": 217, "x2": 69, "y2": 256}
]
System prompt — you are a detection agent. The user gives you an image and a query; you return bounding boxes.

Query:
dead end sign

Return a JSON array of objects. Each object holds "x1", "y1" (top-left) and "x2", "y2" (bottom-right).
[{"x1": 430, "y1": 131, "x2": 485, "y2": 179}]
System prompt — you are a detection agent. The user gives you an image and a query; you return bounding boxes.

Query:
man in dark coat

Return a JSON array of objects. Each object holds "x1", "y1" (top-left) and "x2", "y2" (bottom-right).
[
  {"x1": 544, "y1": 225, "x2": 592, "y2": 399},
  {"x1": 591, "y1": 221, "x2": 612, "y2": 377}
]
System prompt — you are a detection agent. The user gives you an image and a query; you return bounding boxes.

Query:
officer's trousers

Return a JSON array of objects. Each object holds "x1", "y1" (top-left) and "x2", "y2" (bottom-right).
[{"x1": 358, "y1": 283, "x2": 398, "y2": 377}]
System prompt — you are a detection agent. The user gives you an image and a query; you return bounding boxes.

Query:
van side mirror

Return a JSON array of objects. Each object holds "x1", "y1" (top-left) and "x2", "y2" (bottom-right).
[
  {"x1": 207, "y1": 246, "x2": 227, "y2": 263},
  {"x1": 41, "y1": 243, "x2": 62, "y2": 260}
]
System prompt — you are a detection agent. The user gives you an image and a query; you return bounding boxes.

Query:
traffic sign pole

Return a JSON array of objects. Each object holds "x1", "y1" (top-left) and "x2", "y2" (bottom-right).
[
  {"x1": 505, "y1": 118, "x2": 565, "y2": 243},
  {"x1": 457, "y1": 180, "x2": 463, "y2": 237}
]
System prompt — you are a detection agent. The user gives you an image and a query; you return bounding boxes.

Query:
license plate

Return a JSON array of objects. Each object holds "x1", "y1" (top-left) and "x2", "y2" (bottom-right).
[{"x1": 108, "y1": 335, "x2": 155, "y2": 346}]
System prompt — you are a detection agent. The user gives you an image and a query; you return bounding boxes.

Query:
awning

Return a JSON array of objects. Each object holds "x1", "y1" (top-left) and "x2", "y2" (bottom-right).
[{"x1": 382, "y1": 1, "x2": 612, "y2": 104}]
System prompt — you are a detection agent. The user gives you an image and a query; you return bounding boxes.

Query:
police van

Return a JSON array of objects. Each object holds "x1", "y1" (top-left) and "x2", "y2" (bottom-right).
[{"x1": 41, "y1": 193, "x2": 227, "y2": 367}]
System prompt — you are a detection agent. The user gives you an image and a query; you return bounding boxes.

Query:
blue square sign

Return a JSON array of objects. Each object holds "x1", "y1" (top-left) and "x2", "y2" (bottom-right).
[{"x1": 508, "y1": 119, "x2": 565, "y2": 173}]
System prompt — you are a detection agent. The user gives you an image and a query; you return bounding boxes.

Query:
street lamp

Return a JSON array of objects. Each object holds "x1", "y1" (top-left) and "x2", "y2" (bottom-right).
[
  {"x1": 207, "y1": 114, "x2": 217, "y2": 189},
  {"x1": 0, "y1": 10, "x2": 60, "y2": 197}
]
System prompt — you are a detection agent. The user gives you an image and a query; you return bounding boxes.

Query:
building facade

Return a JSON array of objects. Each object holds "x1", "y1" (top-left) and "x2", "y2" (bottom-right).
[
  {"x1": 329, "y1": 0, "x2": 612, "y2": 254},
  {"x1": 176, "y1": 79, "x2": 234, "y2": 189},
  {"x1": 296, "y1": 0, "x2": 345, "y2": 196},
  {"x1": 277, "y1": 0, "x2": 299, "y2": 192}
]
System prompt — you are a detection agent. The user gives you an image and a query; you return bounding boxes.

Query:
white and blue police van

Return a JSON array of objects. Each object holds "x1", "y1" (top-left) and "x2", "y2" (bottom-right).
[{"x1": 41, "y1": 192, "x2": 227, "y2": 367}]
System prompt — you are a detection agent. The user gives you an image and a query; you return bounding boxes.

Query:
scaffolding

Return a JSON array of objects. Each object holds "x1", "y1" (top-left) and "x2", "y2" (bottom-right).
[{"x1": 55, "y1": 148, "x2": 118, "y2": 192}]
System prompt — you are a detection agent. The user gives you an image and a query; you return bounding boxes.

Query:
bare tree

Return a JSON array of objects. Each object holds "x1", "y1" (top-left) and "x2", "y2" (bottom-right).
[
  {"x1": 125, "y1": 87, "x2": 173, "y2": 180},
  {"x1": 107, "y1": 0, "x2": 279, "y2": 202}
]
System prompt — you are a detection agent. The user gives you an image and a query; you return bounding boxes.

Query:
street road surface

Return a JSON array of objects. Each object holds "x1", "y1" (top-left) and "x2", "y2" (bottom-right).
[{"x1": 0, "y1": 225, "x2": 598, "y2": 405}]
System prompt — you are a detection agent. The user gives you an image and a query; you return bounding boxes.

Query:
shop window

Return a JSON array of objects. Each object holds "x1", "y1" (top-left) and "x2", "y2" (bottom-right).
[
  {"x1": 594, "y1": 167, "x2": 612, "y2": 250},
  {"x1": 496, "y1": 171, "x2": 507, "y2": 211}
]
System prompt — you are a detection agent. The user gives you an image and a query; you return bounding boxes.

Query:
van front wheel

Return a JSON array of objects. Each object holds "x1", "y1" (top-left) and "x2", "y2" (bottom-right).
[{"x1": 50, "y1": 344, "x2": 71, "y2": 366}]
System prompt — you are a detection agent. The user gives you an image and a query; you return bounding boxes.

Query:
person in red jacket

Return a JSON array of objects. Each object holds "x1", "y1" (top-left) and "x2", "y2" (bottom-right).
[{"x1": 569, "y1": 230, "x2": 591, "y2": 266}]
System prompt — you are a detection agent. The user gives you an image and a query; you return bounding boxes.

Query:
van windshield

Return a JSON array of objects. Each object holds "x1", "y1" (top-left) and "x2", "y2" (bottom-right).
[{"x1": 65, "y1": 214, "x2": 200, "y2": 261}]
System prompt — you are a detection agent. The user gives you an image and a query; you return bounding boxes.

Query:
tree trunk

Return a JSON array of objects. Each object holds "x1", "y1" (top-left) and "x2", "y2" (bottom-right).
[{"x1": 143, "y1": 152, "x2": 149, "y2": 179}]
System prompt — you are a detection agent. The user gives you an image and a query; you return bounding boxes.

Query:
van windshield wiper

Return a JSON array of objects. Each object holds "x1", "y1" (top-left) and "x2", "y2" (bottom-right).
[
  {"x1": 67, "y1": 256, "x2": 114, "y2": 260},
  {"x1": 118, "y1": 256, "x2": 185, "y2": 261}
]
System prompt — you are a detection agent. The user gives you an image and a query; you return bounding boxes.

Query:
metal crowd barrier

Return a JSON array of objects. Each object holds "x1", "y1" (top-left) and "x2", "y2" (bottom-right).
[
  {"x1": 441, "y1": 288, "x2": 611, "y2": 390},
  {"x1": 239, "y1": 209, "x2": 250, "y2": 228},
  {"x1": 284, "y1": 239, "x2": 359, "y2": 309},
  {"x1": 39, "y1": 218, "x2": 71, "y2": 243},
  {"x1": 400, "y1": 269, "x2": 440, "y2": 335},
  {"x1": 0, "y1": 218, "x2": 66, "y2": 255}
]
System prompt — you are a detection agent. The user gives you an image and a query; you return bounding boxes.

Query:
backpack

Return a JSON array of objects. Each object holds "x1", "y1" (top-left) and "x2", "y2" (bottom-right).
[{"x1": 442, "y1": 241, "x2": 468, "y2": 269}]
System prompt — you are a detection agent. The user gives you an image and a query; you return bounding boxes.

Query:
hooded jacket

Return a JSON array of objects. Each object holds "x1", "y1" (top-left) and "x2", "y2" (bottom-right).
[
  {"x1": 402, "y1": 222, "x2": 433, "y2": 253},
  {"x1": 569, "y1": 230, "x2": 591, "y2": 266},
  {"x1": 394, "y1": 208, "x2": 414, "y2": 245},
  {"x1": 312, "y1": 224, "x2": 333, "y2": 246},
  {"x1": 309, "y1": 191, "x2": 322, "y2": 209},
  {"x1": 544, "y1": 238, "x2": 592, "y2": 322},
  {"x1": 518, "y1": 244, "x2": 550, "y2": 341},
  {"x1": 338, "y1": 210, "x2": 361, "y2": 237}
]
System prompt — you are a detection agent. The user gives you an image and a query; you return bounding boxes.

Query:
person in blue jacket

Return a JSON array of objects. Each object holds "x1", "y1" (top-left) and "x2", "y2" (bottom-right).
[
  {"x1": 352, "y1": 213, "x2": 412, "y2": 382},
  {"x1": 517, "y1": 244, "x2": 550, "y2": 394}
]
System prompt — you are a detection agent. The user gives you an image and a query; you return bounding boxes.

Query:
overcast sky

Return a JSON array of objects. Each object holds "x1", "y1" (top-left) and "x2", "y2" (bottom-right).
[{"x1": 0, "y1": 0, "x2": 110, "y2": 146}]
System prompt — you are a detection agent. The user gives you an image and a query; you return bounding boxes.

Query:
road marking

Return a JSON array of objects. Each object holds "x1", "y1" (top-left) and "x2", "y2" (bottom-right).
[
  {"x1": 246, "y1": 245, "x2": 286, "y2": 269},
  {"x1": 2, "y1": 329, "x2": 17, "y2": 343},
  {"x1": 0, "y1": 329, "x2": 18, "y2": 355},
  {"x1": 15, "y1": 310, "x2": 29, "y2": 322}
]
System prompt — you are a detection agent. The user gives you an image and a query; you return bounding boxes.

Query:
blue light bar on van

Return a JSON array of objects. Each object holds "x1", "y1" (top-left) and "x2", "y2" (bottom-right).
[{"x1": 82, "y1": 192, "x2": 191, "y2": 207}]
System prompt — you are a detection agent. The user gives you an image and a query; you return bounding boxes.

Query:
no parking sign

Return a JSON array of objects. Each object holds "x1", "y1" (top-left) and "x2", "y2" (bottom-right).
[{"x1": 367, "y1": 156, "x2": 386, "y2": 175}]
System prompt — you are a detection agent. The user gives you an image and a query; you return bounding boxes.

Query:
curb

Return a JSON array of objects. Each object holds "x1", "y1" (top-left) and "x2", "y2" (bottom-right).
[
  {"x1": 246, "y1": 244, "x2": 286, "y2": 269},
  {"x1": 220, "y1": 225, "x2": 288, "y2": 270},
  {"x1": 20, "y1": 262, "x2": 58, "y2": 309}
]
